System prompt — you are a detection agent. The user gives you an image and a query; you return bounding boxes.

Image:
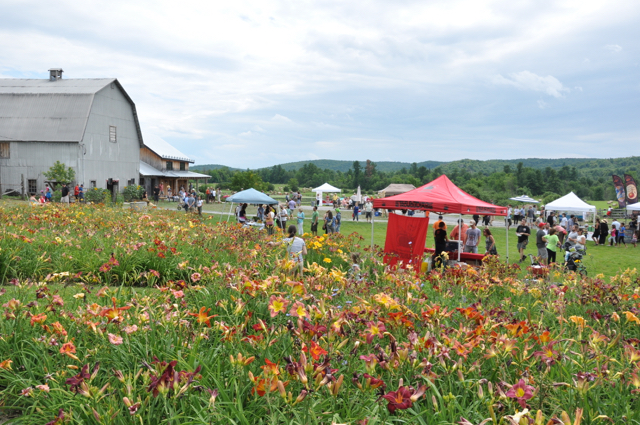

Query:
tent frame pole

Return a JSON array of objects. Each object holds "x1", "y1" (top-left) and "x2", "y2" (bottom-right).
[
  {"x1": 370, "y1": 211, "x2": 375, "y2": 249},
  {"x1": 226, "y1": 202, "x2": 234, "y2": 223}
]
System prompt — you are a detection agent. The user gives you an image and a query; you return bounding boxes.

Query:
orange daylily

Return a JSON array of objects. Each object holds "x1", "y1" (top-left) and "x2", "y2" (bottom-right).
[
  {"x1": 188, "y1": 307, "x2": 217, "y2": 327},
  {"x1": 99, "y1": 297, "x2": 131, "y2": 324}
]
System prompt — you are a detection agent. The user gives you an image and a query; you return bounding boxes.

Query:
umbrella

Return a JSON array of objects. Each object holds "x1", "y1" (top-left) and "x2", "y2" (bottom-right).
[
  {"x1": 356, "y1": 186, "x2": 362, "y2": 203},
  {"x1": 509, "y1": 195, "x2": 539, "y2": 204}
]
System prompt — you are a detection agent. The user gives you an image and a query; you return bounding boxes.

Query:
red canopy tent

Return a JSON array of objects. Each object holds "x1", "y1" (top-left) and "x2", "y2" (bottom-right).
[
  {"x1": 373, "y1": 175, "x2": 508, "y2": 216},
  {"x1": 371, "y1": 175, "x2": 509, "y2": 267}
]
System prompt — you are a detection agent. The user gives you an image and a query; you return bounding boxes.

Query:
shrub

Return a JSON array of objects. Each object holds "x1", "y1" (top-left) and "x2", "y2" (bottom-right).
[
  {"x1": 123, "y1": 185, "x2": 145, "y2": 202},
  {"x1": 85, "y1": 188, "x2": 109, "y2": 203}
]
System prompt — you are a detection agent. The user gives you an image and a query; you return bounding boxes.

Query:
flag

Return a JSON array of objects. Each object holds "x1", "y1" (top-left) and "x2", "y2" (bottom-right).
[
  {"x1": 625, "y1": 174, "x2": 638, "y2": 205},
  {"x1": 612, "y1": 175, "x2": 626, "y2": 208}
]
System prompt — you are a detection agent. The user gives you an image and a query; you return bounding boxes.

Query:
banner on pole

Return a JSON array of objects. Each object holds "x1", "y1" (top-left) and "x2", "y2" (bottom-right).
[
  {"x1": 624, "y1": 174, "x2": 638, "y2": 205},
  {"x1": 612, "y1": 175, "x2": 626, "y2": 208}
]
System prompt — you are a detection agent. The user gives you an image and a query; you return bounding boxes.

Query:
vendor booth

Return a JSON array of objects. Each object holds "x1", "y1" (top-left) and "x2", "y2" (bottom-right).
[
  {"x1": 312, "y1": 183, "x2": 341, "y2": 206},
  {"x1": 224, "y1": 188, "x2": 278, "y2": 225},
  {"x1": 544, "y1": 192, "x2": 596, "y2": 225},
  {"x1": 372, "y1": 175, "x2": 508, "y2": 271}
]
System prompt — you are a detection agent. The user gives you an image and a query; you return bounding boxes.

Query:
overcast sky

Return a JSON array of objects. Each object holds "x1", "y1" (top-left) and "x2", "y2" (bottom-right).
[{"x1": 1, "y1": 0, "x2": 639, "y2": 168}]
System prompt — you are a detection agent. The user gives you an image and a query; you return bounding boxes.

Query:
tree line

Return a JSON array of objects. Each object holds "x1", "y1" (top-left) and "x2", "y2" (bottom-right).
[{"x1": 197, "y1": 156, "x2": 640, "y2": 205}]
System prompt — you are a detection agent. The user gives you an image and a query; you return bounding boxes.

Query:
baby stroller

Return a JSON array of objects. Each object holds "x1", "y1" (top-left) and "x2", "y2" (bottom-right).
[{"x1": 565, "y1": 249, "x2": 587, "y2": 276}]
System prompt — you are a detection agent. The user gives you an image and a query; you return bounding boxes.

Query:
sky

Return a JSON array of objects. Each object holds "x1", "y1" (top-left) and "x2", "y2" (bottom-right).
[{"x1": 1, "y1": 0, "x2": 639, "y2": 168}]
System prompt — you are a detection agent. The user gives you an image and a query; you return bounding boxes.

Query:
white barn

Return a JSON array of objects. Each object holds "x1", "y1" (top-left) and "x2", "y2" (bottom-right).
[{"x1": 0, "y1": 69, "x2": 142, "y2": 196}]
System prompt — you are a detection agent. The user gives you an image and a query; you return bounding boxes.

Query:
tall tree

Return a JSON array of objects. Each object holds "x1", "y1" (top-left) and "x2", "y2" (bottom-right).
[{"x1": 352, "y1": 161, "x2": 362, "y2": 188}]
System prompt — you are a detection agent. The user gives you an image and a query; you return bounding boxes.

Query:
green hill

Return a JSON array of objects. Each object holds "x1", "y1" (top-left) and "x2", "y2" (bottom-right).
[{"x1": 190, "y1": 164, "x2": 241, "y2": 172}]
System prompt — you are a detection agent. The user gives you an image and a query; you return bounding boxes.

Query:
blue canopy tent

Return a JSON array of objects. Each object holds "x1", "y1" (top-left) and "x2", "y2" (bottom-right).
[{"x1": 224, "y1": 188, "x2": 278, "y2": 222}]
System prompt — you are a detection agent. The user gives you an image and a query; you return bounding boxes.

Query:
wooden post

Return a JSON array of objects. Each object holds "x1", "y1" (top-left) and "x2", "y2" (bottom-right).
[{"x1": 21, "y1": 174, "x2": 25, "y2": 200}]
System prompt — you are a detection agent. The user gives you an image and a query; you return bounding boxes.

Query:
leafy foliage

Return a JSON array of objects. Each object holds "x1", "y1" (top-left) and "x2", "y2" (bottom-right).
[{"x1": 43, "y1": 161, "x2": 76, "y2": 187}]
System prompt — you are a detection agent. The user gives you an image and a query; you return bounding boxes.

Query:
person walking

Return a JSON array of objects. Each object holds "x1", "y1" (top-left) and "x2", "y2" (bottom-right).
[
  {"x1": 278, "y1": 205, "x2": 289, "y2": 233},
  {"x1": 265, "y1": 206, "x2": 275, "y2": 236},
  {"x1": 60, "y1": 183, "x2": 70, "y2": 206},
  {"x1": 196, "y1": 197, "x2": 203, "y2": 216},
  {"x1": 593, "y1": 218, "x2": 601, "y2": 246},
  {"x1": 364, "y1": 200, "x2": 373, "y2": 222},
  {"x1": 310, "y1": 206, "x2": 319, "y2": 236},
  {"x1": 464, "y1": 220, "x2": 481, "y2": 254},
  {"x1": 296, "y1": 207, "x2": 305, "y2": 235},
  {"x1": 324, "y1": 210, "x2": 334, "y2": 234},
  {"x1": 535, "y1": 222, "x2": 549, "y2": 265},
  {"x1": 483, "y1": 228, "x2": 497, "y2": 256},
  {"x1": 516, "y1": 218, "x2": 531, "y2": 262},
  {"x1": 353, "y1": 204, "x2": 359, "y2": 221},
  {"x1": 545, "y1": 228, "x2": 560, "y2": 264},
  {"x1": 334, "y1": 208, "x2": 342, "y2": 233},
  {"x1": 599, "y1": 219, "x2": 609, "y2": 245}
]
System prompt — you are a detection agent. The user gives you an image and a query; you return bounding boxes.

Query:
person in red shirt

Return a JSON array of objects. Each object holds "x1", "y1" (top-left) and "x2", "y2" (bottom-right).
[
  {"x1": 450, "y1": 219, "x2": 469, "y2": 245},
  {"x1": 74, "y1": 185, "x2": 80, "y2": 199}
]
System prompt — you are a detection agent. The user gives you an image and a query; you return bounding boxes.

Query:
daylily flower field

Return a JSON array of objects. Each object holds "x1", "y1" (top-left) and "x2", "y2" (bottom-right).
[{"x1": 1, "y1": 204, "x2": 640, "y2": 424}]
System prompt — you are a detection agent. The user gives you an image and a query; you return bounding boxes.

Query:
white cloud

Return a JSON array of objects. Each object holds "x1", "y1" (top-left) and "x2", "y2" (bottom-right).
[
  {"x1": 605, "y1": 44, "x2": 622, "y2": 53},
  {"x1": 239, "y1": 131, "x2": 253, "y2": 137},
  {"x1": 493, "y1": 71, "x2": 570, "y2": 98},
  {"x1": 537, "y1": 99, "x2": 548, "y2": 109},
  {"x1": 271, "y1": 114, "x2": 292, "y2": 123}
]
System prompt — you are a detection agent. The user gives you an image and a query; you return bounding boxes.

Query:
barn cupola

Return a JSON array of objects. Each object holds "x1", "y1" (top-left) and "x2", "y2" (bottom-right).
[{"x1": 48, "y1": 68, "x2": 63, "y2": 81}]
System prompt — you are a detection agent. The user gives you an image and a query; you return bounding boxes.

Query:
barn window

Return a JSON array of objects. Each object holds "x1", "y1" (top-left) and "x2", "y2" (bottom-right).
[
  {"x1": 180, "y1": 162, "x2": 186, "y2": 171},
  {"x1": 0, "y1": 142, "x2": 9, "y2": 158},
  {"x1": 166, "y1": 161, "x2": 173, "y2": 171},
  {"x1": 109, "y1": 126, "x2": 117, "y2": 143},
  {"x1": 28, "y1": 180, "x2": 37, "y2": 194},
  {"x1": 90, "y1": 180, "x2": 97, "y2": 188}
]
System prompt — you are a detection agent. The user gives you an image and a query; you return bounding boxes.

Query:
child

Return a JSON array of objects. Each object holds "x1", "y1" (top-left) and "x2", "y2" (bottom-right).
[
  {"x1": 349, "y1": 252, "x2": 362, "y2": 281},
  {"x1": 609, "y1": 227, "x2": 617, "y2": 246},
  {"x1": 633, "y1": 229, "x2": 639, "y2": 248},
  {"x1": 618, "y1": 223, "x2": 627, "y2": 248}
]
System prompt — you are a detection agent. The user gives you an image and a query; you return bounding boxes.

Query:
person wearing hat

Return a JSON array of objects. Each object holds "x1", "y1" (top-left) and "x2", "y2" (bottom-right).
[
  {"x1": 334, "y1": 207, "x2": 342, "y2": 233},
  {"x1": 536, "y1": 222, "x2": 549, "y2": 265},
  {"x1": 599, "y1": 219, "x2": 609, "y2": 246},
  {"x1": 464, "y1": 220, "x2": 481, "y2": 254}
]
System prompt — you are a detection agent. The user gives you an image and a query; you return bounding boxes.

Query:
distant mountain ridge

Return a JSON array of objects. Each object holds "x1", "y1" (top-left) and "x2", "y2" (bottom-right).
[{"x1": 192, "y1": 157, "x2": 623, "y2": 174}]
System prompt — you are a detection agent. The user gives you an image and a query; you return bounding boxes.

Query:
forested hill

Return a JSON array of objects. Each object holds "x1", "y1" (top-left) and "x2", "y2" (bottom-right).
[{"x1": 193, "y1": 157, "x2": 638, "y2": 174}]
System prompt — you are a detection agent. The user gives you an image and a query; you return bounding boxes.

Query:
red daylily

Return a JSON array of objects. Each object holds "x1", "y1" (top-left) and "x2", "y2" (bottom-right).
[
  {"x1": 382, "y1": 384, "x2": 426, "y2": 413},
  {"x1": 506, "y1": 378, "x2": 535, "y2": 408},
  {"x1": 302, "y1": 340, "x2": 328, "y2": 361}
]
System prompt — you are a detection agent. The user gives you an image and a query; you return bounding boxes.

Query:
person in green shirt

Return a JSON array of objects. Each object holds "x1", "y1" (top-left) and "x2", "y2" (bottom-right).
[
  {"x1": 310, "y1": 206, "x2": 319, "y2": 236},
  {"x1": 545, "y1": 227, "x2": 560, "y2": 264}
]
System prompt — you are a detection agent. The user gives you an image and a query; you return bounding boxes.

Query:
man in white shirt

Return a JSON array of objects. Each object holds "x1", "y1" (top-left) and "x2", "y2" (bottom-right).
[
  {"x1": 611, "y1": 219, "x2": 621, "y2": 231},
  {"x1": 559, "y1": 213, "x2": 568, "y2": 230},
  {"x1": 364, "y1": 200, "x2": 373, "y2": 222}
]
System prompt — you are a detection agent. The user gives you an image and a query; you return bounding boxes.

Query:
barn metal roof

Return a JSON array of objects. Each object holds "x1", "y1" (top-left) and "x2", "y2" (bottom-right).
[
  {"x1": 142, "y1": 133, "x2": 194, "y2": 163},
  {"x1": 0, "y1": 78, "x2": 143, "y2": 146},
  {"x1": 140, "y1": 161, "x2": 209, "y2": 179}
]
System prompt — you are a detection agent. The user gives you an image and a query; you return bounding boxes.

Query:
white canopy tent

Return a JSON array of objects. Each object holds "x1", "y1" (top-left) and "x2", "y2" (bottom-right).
[
  {"x1": 545, "y1": 192, "x2": 597, "y2": 227},
  {"x1": 627, "y1": 202, "x2": 640, "y2": 212},
  {"x1": 312, "y1": 183, "x2": 341, "y2": 206},
  {"x1": 509, "y1": 195, "x2": 539, "y2": 204}
]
